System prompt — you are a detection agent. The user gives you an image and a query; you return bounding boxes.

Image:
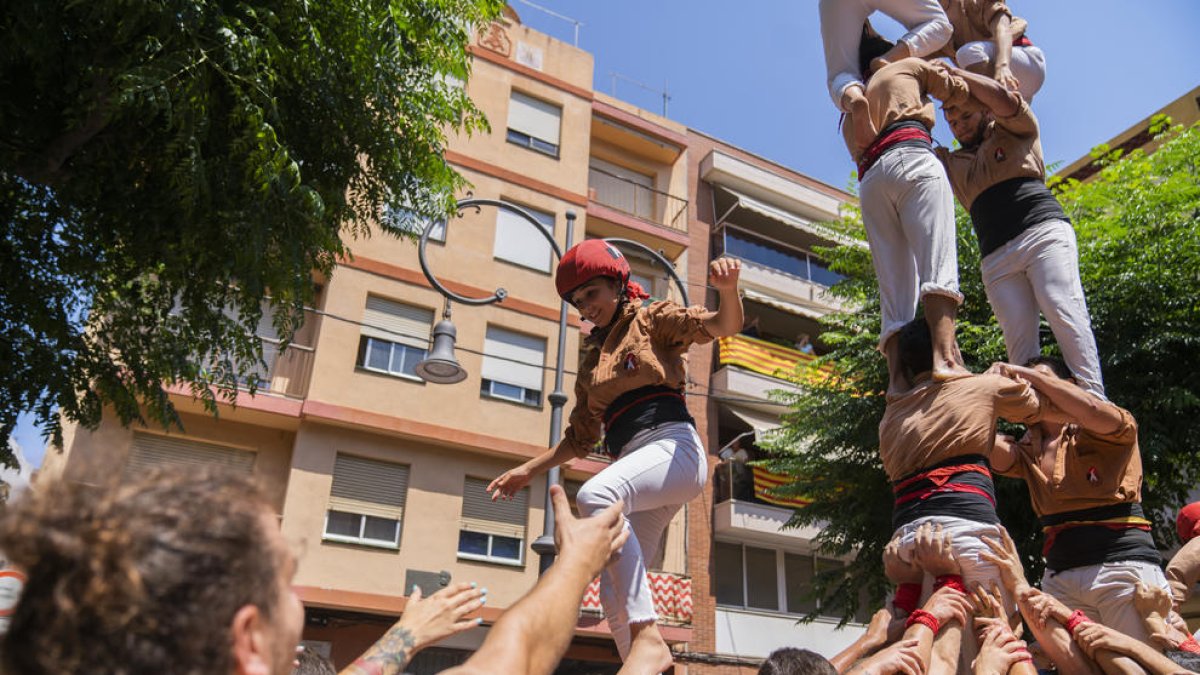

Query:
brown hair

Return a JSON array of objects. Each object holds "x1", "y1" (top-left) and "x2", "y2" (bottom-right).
[{"x1": 0, "y1": 466, "x2": 285, "y2": 674}]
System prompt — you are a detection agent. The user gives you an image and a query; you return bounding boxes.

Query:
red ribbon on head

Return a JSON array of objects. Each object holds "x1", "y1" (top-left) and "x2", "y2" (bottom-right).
[
  {"x1": 1177, "y1": 502, "x2": 1200, "y2": 543},
  {"x1": 624, "y1": 280, "x2": 650, "y2": 302}
]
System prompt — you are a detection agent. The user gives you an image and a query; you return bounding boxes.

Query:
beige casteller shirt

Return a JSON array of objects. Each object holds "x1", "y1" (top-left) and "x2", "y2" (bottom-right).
[
  {"x1": 560, "y1": 300, "x2": 713, "y2": 458},
  {"x1": 879, "y1": 373, "x2": 1043, "y2": 481}
]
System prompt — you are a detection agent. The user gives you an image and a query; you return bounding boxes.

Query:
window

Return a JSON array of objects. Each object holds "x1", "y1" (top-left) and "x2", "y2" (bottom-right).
[
  {"x1": 494, "y1": 203, "x2": 556, "y2": 272},
  {"x1": 480, "y1": 326, "x2": 545, "y2": 407},
  {"x1": 458, "y1": 477, "x2": 527, "y2": 565},
  {"x1": 124, "y1": 433, "x2": 257, "y2": 479},
  {"x1": 724, "y1": 229, "x2": 845, "y2": 288},
  {"x1": 506, "y1": 91, "x2": 561, "y2": 158},
  {"x1": 383, "y1": 205, "x2": 447, "y2": 243},
  {"x1": 716, "y1": 543, "x2": 854, "y2": 619},
  {"x1": 358, "y1": 297, "x2": 433, "y2": 381},
  {"x1": 323, "y1": 454, "x2": 410, "y2": 549}
]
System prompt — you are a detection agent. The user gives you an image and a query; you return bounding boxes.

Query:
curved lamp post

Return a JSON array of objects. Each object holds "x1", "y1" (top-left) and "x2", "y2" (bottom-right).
[{"x1": 415, "y1": 197, "x2": 687, "y2": 573}]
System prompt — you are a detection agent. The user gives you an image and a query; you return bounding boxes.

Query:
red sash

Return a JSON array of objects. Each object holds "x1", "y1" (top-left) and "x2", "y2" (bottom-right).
[{"x1": 857, "y1": 125, "x2": 932, "y2": 180}]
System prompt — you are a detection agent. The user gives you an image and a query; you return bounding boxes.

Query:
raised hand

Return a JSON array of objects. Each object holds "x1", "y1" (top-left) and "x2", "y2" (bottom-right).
[
  {"x1": 550, "y1": 484, "x2": 628, "y2": 577},
  {"x1": 922, "y1": 585, "x2": 974, "y2": 628},
  {"x1": 912, "y1": 522, "x2": 960, "y2": 577},
  {"x1": 973, "y1": 622, "x2": 1030, "y2": 675},
  {"x1": 979, "y1": 527, "x2": 1029, "y2": 593},
  {"x1": 487, "y1": 465, "x2": 532, "y2": 501},
  {"x1": 708, "y1": 257, "x2": 741, "y2": 292},
  {"x1": 884, "y1": 536, "x2": 923, "y2": 585}
]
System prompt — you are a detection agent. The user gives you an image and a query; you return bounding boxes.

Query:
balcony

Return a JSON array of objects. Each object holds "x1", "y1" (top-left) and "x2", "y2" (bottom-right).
[
  {"x1": 250, "y1": 336, "x2": 315, "y2": 398},
  {"x1": 581, "y1": 570, "x2": 692, "y2": 626},
  {"x1": 714, "y1": 498, "x2": 821, "y2": 548},
  {"x1": 588, "y1": 165, "x2": 687, "y2": 232}
]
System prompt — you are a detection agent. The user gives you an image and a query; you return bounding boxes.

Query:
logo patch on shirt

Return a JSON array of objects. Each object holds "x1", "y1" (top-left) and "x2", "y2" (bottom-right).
[
  {"x1": 623, "y1": 352, "x2": 639, "y2": 371},
  {"x1": 994, "y1": 147, "x2": 1007, "y2": 163},
  {"x1": 1086, "y1": 466, "x2": 1100, "y2": 485}
]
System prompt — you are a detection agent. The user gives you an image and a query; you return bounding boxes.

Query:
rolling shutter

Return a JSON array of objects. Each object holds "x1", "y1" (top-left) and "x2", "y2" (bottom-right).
[
  {"x1": 460, "y1": 477, "x2": 528, "y2": 539},
  {"x1": 328, "y1": 454, "x2": 410, "y2": 520},
  {"x1": 125, "y1": 433, "x2": 256, "y2": 478},
  {"x1": 481, "y1": 326, "x2": 545, "y2": 391},
  {"x1": 507, "y1": 91, "x2": 561, "y2": 144},
  {"x1": 361, "y1": 296, "x2": 432, "y2": 349}
]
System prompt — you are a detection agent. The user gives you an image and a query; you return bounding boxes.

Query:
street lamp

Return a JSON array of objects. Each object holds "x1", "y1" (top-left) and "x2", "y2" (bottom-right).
[{"x1": 414, "y1": 198, "x2": 689, "y2": 573}]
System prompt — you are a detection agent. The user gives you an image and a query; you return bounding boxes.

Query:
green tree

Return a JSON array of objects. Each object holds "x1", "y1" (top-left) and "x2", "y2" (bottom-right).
[
  {"x1": 0, "y1": 0, "x2": 504, "y2": 458},
  {"x1": 763, "y1": 120, "x2": 1200, "y2": 622}
]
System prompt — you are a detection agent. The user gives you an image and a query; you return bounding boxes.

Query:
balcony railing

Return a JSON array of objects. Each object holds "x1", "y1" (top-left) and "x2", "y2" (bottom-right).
[
  {"x1": 254, "y1": 337, "x2": 315, "y2": 398},
  {"x1": 588, "y1": 165, "x2": 688, "y2": 232},
  {"x1": 582, "y1": 570, "x2": 692, "y2": 625},
  {"x1": 718, "y1": 334, "x2": 815, "y2": 382}
]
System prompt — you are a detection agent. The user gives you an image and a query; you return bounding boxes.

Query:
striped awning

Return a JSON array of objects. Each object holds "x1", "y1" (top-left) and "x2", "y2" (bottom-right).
[
  {"x1": 718, "y1": 333, "x2": 814, "y2": 380},
  {"x1": 752, "y1": 466, "x2": 811, "y2": 508}
]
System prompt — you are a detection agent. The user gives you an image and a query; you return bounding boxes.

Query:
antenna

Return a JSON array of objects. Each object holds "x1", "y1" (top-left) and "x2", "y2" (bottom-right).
[
  {"x1": 608, "y1": 72, "x2": 672, "y2": 117},
  {"x1": 513, "y1": 0, "x2": 583, "y2": 46}
]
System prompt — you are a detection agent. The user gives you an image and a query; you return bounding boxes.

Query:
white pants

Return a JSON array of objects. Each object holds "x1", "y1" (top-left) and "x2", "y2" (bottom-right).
[
  {"x1": 1042, "y1": 561, "x2": 1170, "y2": 645},
  {"x1": 575, "y1": 422, "x2": 707, "y2": 659},
  {"x1": 980, "y1": 218, "x2": 1105, "y2": 398},
  {"x1": 892, "y1": 516, "x2": 1014, "y2": 609},
  {"x1": 955, "y1": 42, "x2": 1046, "y2": 102},
  {"x1": 860, "y1": 146, "x2": 963, "y2": 349},
  {"x1": 820, "y1": 0, "x2": 952, "y2": 110}
]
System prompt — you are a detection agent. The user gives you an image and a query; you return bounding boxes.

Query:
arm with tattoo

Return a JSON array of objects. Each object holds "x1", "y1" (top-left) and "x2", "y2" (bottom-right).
[{"x1": 341, "y1": 626, "x2": 418, "y2": 675}]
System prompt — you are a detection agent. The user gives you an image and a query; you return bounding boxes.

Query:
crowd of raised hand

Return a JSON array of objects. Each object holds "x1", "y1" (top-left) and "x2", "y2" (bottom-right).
[{"x1": 760, "y1": 521, "x2": 1200, "y2": 675}]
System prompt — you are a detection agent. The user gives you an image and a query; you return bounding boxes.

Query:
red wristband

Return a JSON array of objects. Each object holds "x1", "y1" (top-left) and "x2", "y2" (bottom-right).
[
  {"x1": 893, "y1": 583, "x2": 921, "y2": 615},
  {"x1": 1180, "y1": 636, "x2": 1200, "y2": 654},
  {"x1": 906, "y1": 609, "x2": 940, "y2": 635},
  {"x1": 1065, "y1": 609, "x2": 1092, "y2": 634},
  {"x1": 934, "y1": 574, "x2": 967, "y2": 594}
]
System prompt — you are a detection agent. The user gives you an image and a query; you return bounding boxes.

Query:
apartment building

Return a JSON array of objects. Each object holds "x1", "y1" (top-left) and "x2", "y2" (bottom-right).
[{"x1": 39, "y1": 8, "x2": 862, "y2": 673}]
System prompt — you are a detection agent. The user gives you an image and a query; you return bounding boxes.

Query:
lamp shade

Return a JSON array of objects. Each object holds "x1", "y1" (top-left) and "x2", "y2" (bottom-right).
[{"x1": 415, "y1": 319, "x2": 467, "y2": 384}]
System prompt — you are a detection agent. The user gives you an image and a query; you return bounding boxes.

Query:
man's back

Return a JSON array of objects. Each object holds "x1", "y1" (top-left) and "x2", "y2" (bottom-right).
[{"x1": 880, "y1": 372, "x2": 1041, "y2": 481}]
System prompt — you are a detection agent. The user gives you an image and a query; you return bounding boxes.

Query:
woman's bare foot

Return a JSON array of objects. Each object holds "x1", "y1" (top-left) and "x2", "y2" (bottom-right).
[{"x1": 618, "y1": 622, "x2": 673, "y2": 675}]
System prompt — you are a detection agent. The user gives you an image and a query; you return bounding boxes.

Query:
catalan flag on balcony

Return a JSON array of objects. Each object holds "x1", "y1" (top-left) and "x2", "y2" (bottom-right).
[
  {"x1": 752, "y1": 466, "x2": 811, "y2": 508},
  {"x1": 719, "y1": 334, "x2": 815, "y2": 380}
]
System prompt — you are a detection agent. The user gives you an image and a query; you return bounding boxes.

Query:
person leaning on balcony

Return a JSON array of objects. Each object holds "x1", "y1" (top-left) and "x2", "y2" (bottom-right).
[
  {"x1": 936, "y1": 0, "x2": 1045, "y2": 102},
  {"x1": 841, "y1": 24, "x2": 972, "y2": 394},
  {"x1": 938, "y1": 67, "x2": 1106, "y2": 400},
  {"x1": 488, "y1": 239, "x2": 744, "y2": 674},
  {"x1": 819, "y1": 0, "x2": 952, "y2": 113}
]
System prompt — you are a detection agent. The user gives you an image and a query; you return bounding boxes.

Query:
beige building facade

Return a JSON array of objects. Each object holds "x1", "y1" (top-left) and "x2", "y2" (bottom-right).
[{"x1": 41, "y1": 9, "x2": 861, "y2": 673}]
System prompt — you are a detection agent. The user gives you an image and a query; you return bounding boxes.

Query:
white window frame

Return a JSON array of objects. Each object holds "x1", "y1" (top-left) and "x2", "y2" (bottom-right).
[
  {"x1": 360, "y1": 336, "x2": 427, "y2": 382},
  {"x1": 480, "y1": 326, "x2": 545, "y2": 407},
  {"x1": 456, "y1": 529, "x2": 525, "y2": 566},
  {"x1": 322, "y1": 510, "x2": 402, "y2": 550},
  {"x1": 506, "y1": 90, "x2": 561, "y2": 158},
  {"x1": 714, "y1": 542, "x2": 850, "y2": 620},
  {"x1": 384, "y1": 204, "x2": 448, "y2": 243}
]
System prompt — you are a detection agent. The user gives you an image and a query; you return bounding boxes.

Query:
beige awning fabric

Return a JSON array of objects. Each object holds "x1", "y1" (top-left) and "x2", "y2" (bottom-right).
[
  {"x1": 720, "y1": 186, "x2": 865, "y2": 249},
  {"x1": 742, "y1": 287, "x2": 825, "y2": 321},
  {"x1": 725, "y1": 404, "x2": 782, "y2": 442}
]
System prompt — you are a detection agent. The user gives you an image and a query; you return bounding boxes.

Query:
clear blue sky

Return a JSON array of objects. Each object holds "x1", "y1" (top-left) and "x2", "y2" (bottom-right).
[{"x1": 13, "y1": 1, "x2": 1199, "y2": 467}]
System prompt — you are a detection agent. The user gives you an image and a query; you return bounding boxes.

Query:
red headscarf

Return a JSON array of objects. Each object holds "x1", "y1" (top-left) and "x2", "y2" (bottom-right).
[
  {"x1": 555, "y1": 240, "x2": 649, "y2": 302},
  {"x1": 1177, "y1": 502, "x2": 1200, "y2": 543}
]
